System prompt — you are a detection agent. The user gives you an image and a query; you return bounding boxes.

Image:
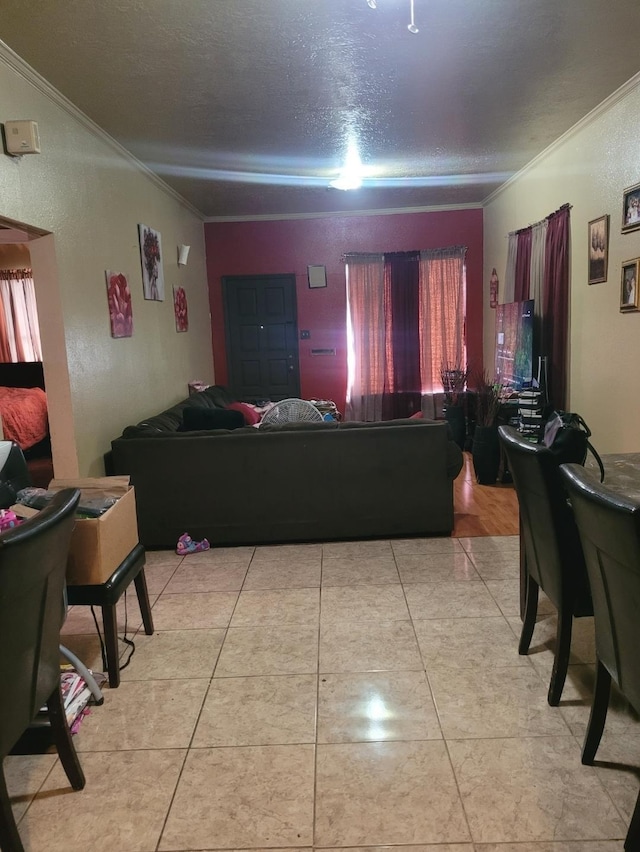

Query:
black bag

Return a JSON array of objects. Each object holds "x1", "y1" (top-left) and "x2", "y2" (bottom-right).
[{"x1": 542, "y1": 411, "x2": 604, "y2": 481}]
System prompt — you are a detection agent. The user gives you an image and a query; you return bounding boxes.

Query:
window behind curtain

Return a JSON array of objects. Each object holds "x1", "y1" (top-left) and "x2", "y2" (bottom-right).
[{"x1": 345, "y1": 246, "x2": 466, "y2": 420}]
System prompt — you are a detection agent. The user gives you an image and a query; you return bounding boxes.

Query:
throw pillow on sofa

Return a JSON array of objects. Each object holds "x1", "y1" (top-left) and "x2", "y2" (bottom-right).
[
  {"x1": 180, "y1": 407, "x2": 245, "y2": 431},
  {"x1": 227, "y1": 401, "x2": 261, "y2": 426}
]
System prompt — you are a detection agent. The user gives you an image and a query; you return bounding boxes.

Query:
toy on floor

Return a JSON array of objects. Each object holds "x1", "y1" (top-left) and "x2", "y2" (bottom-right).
[{"x1": 176, "y1": 532, "x2": 210, "y2": 555}]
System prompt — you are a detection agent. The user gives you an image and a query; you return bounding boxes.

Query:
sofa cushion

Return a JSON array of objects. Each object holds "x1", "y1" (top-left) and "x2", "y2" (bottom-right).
[{"x1": 181, "y1": 407, "x2": 245, "y2": 431}]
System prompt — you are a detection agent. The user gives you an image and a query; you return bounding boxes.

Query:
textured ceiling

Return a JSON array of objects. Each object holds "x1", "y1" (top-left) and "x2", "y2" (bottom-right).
[{"x1": 2, "y1": 1, "x2": 640, "y2": 219}]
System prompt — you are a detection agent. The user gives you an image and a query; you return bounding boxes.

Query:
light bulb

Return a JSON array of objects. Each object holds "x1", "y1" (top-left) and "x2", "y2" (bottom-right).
[
  {"x1": 407, "y1": 0, "x2": 419, "y2": 32},
  {"x1": 367, "y1": 0, "x2": 377, "y2": 7}
]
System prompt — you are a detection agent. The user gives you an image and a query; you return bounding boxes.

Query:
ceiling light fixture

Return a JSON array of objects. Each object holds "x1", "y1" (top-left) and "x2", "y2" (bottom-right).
[
  {"x1": 365, "y1": 0, "x2": 419, "y2": 34},
  {"x1": 329, "y1": 143, "x2": 364, "y2": 191}
]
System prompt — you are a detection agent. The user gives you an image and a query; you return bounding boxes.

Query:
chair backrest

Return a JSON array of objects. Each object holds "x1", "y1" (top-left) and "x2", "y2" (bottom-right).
[
  {"x1": 0, "y1": 487, "x2": 80, "y2": 757},
  {"x1": 498, "y1": 425, "x2": 590, "y2": 611},
  {"x1": 561, "y1": 463, "x2": 640, "y2": 714}
]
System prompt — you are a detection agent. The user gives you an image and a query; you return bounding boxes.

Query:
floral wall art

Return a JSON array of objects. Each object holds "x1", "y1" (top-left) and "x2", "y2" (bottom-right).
[
  {"x1": 105, "y1": 271, "x2": 133, "y2": 338},
  {"x1": 138, "y1": 223, "x2": 164, "y2": 300},
  {"x1": 173, "y1": 285, "x2": 189, "y2": 332}
]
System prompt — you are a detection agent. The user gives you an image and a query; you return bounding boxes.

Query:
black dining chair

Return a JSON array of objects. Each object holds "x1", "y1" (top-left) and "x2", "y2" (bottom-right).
[
  {"x1": 498, "y1": 426, "x2": 593, "y2": 705},
  {"x1": 0, "y1": 487, "x2": 84, "y2": 852},
  {"x1": 560, "y1": 463, "x2": 640, "y2": 850}
]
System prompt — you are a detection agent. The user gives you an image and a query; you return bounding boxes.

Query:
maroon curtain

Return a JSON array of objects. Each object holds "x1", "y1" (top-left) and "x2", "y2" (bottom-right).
[
  {"x1": 542, "y1": 205, "x2": 570, "y2": 409},
  {"x1": 382, "y1": 251, "x2": 421, "y2": 419},
  {"x1": 514, "y1": 228, "x2": 532, "y2": 302}
]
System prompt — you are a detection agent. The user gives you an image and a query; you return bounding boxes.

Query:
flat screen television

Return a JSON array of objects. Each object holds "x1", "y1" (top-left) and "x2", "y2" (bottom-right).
[{"x1": 494, "y1": 298, "x2": 534, "y2": 391}]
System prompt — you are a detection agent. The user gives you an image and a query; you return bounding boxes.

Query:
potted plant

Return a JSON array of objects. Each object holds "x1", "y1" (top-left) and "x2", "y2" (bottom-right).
[
  {"x1": 440, "y1": 361, "x2": 469, "y2": 450},
  {"x1": 471, "y1": 370, "x2": 503, "y2": 484}
]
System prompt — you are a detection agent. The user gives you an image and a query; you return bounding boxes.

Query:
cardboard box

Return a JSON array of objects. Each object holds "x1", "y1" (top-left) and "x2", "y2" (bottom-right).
[{"x1": 47, "y1": 476, "x2": 139, "y2": 585}]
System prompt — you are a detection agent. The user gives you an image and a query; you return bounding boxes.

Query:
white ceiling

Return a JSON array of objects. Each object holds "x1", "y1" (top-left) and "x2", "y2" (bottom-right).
[{"x1": 2, "y1": 1, "x2": 640, "y2": 220}]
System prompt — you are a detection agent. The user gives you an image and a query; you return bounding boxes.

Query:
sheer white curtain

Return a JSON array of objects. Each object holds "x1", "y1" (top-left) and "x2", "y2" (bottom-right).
[
  {"x1": 418, "y1": 246, "x2": 466, "y2": 392},
  {"x1": 345, "y1": 254, "x2": 385, "y2": 421},
  {"x1": 529, "y1": 219, "x2": 547, "y2": 330},
  {"x1": 0, "y1": 269, "x2": 42, "y2": 362}
]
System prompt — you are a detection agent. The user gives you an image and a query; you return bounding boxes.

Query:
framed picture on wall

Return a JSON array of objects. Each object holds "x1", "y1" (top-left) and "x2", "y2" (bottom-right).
[
  {"x1": 622, "y1": 183, "x2": 640, "y2": 233},
  {"x1": 587, "y1": 215, "x2": 609, "y2": 284},
  {"x1": 620, "y1": 258, "x2": 639, "y2": 311}
]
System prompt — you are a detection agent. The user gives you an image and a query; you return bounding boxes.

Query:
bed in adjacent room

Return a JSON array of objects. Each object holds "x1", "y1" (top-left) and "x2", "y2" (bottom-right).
[{"x1": 0, "y1": 361, "x2": 52, "y2": 486}]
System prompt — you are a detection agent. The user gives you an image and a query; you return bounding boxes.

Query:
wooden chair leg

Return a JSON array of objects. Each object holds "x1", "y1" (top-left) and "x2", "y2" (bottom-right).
[
  {"x1": 625, "y1": 787, "x2": 640, "y2": 850},
  {"x1": 102, "y1": 604, "x2": 121, "y2": 688},
  {"x1": 518, "y1": 572, "x2": 539, "y2": 655},
  {"x1": 548, "y1": 605, "x2": 573, "y2": 706},
  {"x1": 134, "y1": 568, "x2": 154, "y2": 636},
  {"x1": 582, "y1": 658, "x2": 612, "y2": 765},
  {"x1": 0, "y1": 761, "x2": 24, "y2": 852},
  {"x1": 47, "y1": 682, "x2": 85, "y2": 790}
]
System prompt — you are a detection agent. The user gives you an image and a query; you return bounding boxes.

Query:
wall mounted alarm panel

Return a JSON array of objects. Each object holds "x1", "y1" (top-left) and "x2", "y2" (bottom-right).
[{"x1": 4, "y1": 120, "x2": 41, "y2": 154}]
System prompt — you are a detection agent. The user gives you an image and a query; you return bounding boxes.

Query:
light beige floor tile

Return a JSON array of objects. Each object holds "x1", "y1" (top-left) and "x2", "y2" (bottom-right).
[
  {"x1": 243, "y1": 561, "x2": 321, "y2": 590},
  {"x1": 184, "y1": 545, "x2": 255, "y2": 566},
  {"x1": 159, "y1": 745, "x2": 315, "y2": 850},
  {"x1": 554, "y1": 664, "x2": 640, "y2": 740},
  {"x1": 320, "y1": 620, "x2": 423, "y2": 673},
  {"x1": 590, "y1": 730, "x2": 640, "y2": 823},
  {"x1": 142, "y1": 560, "x2": 182, "y2": 594},
  {"x1": 404, "y1": 581, "x2": 502, "y2": 619},
  {"x1": 395, "y1": 552, "x2": 480, "y2": 584},
  {"x1": 151, "y1": 591, "x2": 238, "y2": 629},
  {"x1": 321, "y1": 584, "x2": 409, "y2": 622},
  {"x1": 458, "y1": 535, "x2": 520, "y2": 554},
  {"x1": 75, "y1": 679, "x2": 208, "y2": 750},
  {"x1": 468, "y1": 552, "x2": 520, "y2": 580},
  {"x1": 193, "y1": 674, "x2": 317, "y2": 746},
  {"x1": 323, "y1": 540, "x2": 394, "y2": 558},
  {"x1": 392, "y1": 537, "x2": 465, "y2": 556},
  {"x1": 476, "y1": 843, "x2": 622, "y2": 851},
  {"x1": 485, "y1": 578, "x2": 554, "y2": 619},
  {"x1": 62, "y1": 591, "x2": 157, "y2": 636},
  {"x1": 315, "y1": 740, "x2": 470, "y2": 846},
  {"x1": 119, "y1": 629, "x2": 225, "y2": 680},
  {"x1": 511, "y1": 613, "x2": 596, "y2": 666},
  {"x1": 143, "y1": 549, "x2": 184, "y2": 569},
  {"x1": 5, "y1": 754, "x2": 56, "y2": 822},
  {"x1": 413, "y1": 617, "x2": 530, "y2": 670},
  {"x1": 163, "y1": 562, "x2": 248, "y2": 593},
  {"x1": 215, "y1": 625, "x2": 319, "y2": 676},
  {"x1": 448, "y1": 736, "x2": 626, "y2": 843},
  {"x1": 21, "y1": 749, "x2": 185, "y2": 852},
  {"x1": 230, "y1": 587, "x2": 320, "y2": 627},
  {"x1": 322, "y1": 556, "x2": 400, "y2": 586},
  {"x1": 318, "y1": 670, "x2": 441, "y2": 743},
  {"x1": 320, "y1": 847, "x2": 473, "y2": 852},
  {"x1": 252, "y1": 542, "x2": 323, "y2": 563},
  {"x1": 428, "y1": 665, "x2": 570, "y2": 739}
]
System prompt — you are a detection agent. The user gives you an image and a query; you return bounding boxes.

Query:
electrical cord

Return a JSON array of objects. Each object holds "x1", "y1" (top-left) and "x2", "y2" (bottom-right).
[{"x1": 89, "y1": 589, "x2": 136, "y2": 673}]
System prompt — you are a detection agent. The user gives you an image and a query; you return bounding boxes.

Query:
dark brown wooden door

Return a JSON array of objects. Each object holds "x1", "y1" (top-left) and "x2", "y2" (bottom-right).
[{"x1": 223, "y1": 274, "x2": 300, "y2": 402}]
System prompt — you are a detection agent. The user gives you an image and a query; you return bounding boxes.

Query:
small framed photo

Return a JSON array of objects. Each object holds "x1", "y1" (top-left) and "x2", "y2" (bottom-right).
[
  {"x1": 588, "y1": 215, "x2": 609, "y2": 284},
  {"x1": 622, "y1": 182, "x2": 640, "y2": 233},
  {"x1": 307, "y1": 265, "x2": 327, "y2": 289},
  {"x1": 620, "y1": 258, "x2": 639, "y2": 311}
]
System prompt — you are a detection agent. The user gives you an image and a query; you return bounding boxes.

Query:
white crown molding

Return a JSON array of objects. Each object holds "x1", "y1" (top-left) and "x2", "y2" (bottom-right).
[
  {"x1": 483, "y1": 70, "x2": 640, "y2": 207},
  {"x1": 205, "y1": 201, "x2": 483, "y2": 224},
  {"x1": 0, "y1": 40, "x2": 204, "y2": 220}
]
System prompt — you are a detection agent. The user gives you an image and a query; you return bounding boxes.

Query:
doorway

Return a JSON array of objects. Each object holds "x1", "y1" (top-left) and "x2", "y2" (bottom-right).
[{"x1": 223, "y1": 274, "x2": 300, "y2": 401}]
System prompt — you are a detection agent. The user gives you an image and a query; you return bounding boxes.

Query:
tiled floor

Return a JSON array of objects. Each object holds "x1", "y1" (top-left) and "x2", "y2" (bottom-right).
[{"x1": 8, "y1": 535, "x2": 640, "y2": 851}]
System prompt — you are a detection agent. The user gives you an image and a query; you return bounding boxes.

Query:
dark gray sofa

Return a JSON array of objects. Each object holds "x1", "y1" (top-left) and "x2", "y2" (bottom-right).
[{"x1": 110, "y1": 386, "x2": 463, "y2": 548}]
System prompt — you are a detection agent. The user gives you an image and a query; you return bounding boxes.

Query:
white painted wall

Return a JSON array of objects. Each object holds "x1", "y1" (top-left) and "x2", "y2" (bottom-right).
[
  {"x1": 484, "y1": 76, "x2": 640, "y2": 454},
  {"x1": 0, "y1": 54, "x2": 214, "y2": 475}
]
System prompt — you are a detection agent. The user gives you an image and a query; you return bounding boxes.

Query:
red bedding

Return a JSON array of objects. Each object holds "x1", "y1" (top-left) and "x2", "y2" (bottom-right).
[{"x1": 0, "y1": 386, "x2": 48, "y2": 450}]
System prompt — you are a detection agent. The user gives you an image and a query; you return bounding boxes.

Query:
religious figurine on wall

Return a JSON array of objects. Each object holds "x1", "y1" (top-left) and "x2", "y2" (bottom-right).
[{"x1": 490, "y1": 268, "x2": 499, "y2": 308}]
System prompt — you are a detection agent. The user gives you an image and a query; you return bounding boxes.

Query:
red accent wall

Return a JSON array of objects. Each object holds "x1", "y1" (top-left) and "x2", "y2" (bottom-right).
[{"x1": 205, "y1": 209, "x2": 483, "y2": 412}]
